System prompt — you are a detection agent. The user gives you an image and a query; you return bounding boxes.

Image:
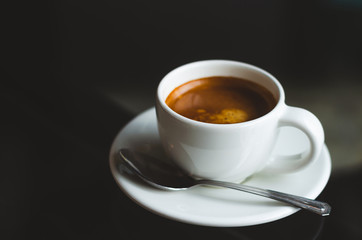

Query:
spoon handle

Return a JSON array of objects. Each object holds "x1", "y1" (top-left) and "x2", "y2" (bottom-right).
[{"x1": 196, "y1": 179, "x2": 331, "y2": 216}]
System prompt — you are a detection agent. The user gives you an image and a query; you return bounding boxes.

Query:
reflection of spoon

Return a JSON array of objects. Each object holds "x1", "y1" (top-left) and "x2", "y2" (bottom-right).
[{"x1": 118, "y1": 148, "x2": 331, "y2": 216}]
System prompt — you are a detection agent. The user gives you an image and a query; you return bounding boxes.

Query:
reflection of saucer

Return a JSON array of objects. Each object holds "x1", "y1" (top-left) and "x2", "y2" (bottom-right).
[{"x1": 109, "y1": 108, "x2": 331, "y2": 227}]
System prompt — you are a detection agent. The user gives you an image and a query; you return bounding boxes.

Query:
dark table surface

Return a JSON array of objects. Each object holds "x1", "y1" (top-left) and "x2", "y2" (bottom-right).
[{"x1": 2, "y1": 0, "x2": 362, "y2": 239}]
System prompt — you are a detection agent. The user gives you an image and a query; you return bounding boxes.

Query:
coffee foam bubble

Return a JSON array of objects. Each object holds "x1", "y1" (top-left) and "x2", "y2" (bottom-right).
[{"x1": 194, "y1": 108, "x2": 248, "y2": 124}]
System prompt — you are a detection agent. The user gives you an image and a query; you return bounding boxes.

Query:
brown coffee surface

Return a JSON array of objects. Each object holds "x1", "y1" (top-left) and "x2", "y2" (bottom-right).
[{"x1": 166, "y1": 76, "x2": 277, "y2": 124}]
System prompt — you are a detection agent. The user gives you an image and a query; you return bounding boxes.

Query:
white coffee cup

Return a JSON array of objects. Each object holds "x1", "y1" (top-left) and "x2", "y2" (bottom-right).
[{"x1": 156, "y1": 60, "x2": 324, "y2": 182}]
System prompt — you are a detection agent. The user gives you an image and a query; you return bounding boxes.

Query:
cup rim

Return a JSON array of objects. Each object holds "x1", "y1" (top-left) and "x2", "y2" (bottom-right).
[{"x1": 157, "y1": 59, "x2": 285, "y2": 128}]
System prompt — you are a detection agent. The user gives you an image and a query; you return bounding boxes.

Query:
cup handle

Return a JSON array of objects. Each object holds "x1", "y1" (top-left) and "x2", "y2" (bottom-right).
[{"x1": 265, "y1": 105, "x2": 325, "y2": 173}]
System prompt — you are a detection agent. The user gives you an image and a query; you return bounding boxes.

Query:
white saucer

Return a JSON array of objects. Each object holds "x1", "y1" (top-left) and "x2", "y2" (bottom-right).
[{"x1": 109, "y1": 108, "x2": 331, "y2": 227}]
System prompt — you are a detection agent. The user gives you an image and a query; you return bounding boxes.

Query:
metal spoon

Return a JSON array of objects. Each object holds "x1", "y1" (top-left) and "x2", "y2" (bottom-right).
[{"x1": 118, "y1": 148, "x2": 331, "y2": 216}]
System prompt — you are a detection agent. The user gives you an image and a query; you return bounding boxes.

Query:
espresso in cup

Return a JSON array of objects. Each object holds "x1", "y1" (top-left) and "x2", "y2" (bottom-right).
[
  {"x1": 165, "y1": 76, "x2": 277, "y2": 124},
  {"x1": 156, "y1": 60, "x2": 324, "y2": 182}
]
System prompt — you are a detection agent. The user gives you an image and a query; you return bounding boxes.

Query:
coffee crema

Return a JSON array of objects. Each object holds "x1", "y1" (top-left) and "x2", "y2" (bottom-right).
[{"x1": 165, "y1": 76, "x2": 277, "y2": 124}]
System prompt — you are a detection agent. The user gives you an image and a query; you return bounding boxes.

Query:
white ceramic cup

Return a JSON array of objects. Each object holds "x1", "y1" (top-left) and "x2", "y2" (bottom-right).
[{"x1": 156, "y1": 60, "x2": 324, "y2": 182}]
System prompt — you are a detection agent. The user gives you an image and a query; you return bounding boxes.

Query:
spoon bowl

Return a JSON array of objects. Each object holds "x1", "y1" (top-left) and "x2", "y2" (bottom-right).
[{"x1": 118, "y1": 148, "x2": 331, "y2": 216}]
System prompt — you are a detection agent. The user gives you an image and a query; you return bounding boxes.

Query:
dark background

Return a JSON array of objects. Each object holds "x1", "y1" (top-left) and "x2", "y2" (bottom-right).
[{"x1": 2, "y1": 0, "x2": 362, "y2": 239}]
